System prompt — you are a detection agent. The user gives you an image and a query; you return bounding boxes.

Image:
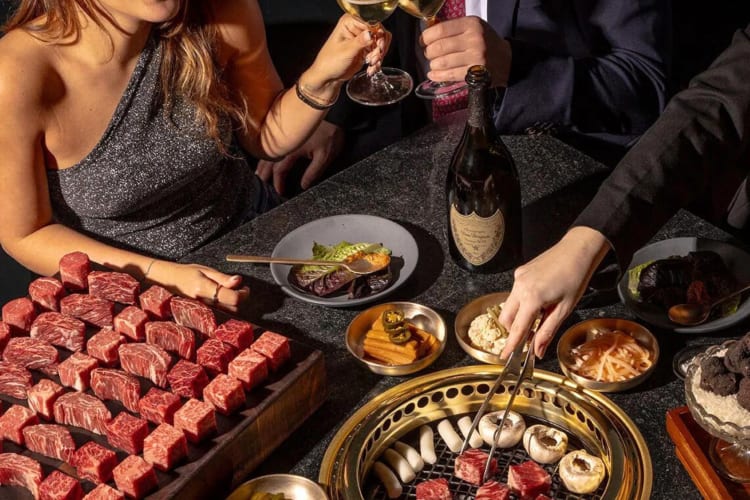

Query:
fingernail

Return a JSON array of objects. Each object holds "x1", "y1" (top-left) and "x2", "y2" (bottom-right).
[
  {"x1": 537, "y1": 343, "x2": 548, "y2": 359},
  {"x1": 364, "y1": 31, "x2": 372, "y2": 41}
]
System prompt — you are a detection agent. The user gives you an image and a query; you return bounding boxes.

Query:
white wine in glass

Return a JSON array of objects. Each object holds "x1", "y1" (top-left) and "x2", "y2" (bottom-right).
[
  {"x1": 337, "y1": 0, "x2": 414, "y2": 106},
  {"x1": 398, "y1": 0, "x2": 468, "y2": 100}
]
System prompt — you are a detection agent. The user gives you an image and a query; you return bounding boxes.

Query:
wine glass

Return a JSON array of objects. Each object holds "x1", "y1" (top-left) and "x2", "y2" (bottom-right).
[
  {"x1": 398, "y1": 0, "x2": 468, "y2": 99},
  {"x1": 337, "y1": 0, "x2": 414, "y2": 106}
]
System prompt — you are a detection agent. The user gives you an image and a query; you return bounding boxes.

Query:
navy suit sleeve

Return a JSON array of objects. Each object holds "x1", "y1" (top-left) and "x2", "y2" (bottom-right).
[
  {"x1": 496, "y1": 0, "x2": 670, "y2": 146},
  {"x1": 573, "y1": 25, "x2": 750, "y2": 271}
]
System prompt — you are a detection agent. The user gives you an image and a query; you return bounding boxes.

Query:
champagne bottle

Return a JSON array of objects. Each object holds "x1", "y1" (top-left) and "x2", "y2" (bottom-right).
[{"x1": 446, "y1": 65, "x2": 522, "y2": 273}]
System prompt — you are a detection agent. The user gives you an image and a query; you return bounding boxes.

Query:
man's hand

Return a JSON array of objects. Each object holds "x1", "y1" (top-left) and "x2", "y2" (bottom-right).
[
  {"x1": 256, "y1": 121, "x2": 345, "y2": 195},
  {"x1": 421, "y1": 16, "x2": 512, "y2": 88}
]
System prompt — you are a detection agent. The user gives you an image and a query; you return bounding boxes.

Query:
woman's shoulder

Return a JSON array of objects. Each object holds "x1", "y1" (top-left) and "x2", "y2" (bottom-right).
[{"x1": 0, "y1": 30, "x2": 56, "y2": 115}]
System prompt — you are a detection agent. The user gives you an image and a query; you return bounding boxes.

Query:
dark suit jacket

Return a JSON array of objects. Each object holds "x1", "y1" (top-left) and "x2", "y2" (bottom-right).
[
  {"x1": 329, "y1": 0, "x2": 671, "y2": 166},
  {"x1": 488, "y1": 0, "x2": 670, "y2": 164},
  {"x1": 575, "y1": 25, "x2": 750, "y2": 271}
]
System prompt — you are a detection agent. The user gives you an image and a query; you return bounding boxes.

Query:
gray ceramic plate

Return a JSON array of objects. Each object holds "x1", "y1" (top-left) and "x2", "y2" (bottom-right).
[
  {"x1": 271, "y1": 214, "x2": 418, "y2": 307},
  {"x1": 617, "y1": 237, "x2": 750, "y2": 333}
]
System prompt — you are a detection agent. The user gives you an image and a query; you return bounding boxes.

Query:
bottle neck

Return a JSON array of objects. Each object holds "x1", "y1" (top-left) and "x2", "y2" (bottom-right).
[{"x1": 466, "y1": 85, "x2": 493, "y2": 130}]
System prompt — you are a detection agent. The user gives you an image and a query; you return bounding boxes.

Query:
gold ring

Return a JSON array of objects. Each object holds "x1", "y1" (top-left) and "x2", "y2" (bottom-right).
[{"x1": 212, "y1": 283, "x2": 222, "y2": 306}]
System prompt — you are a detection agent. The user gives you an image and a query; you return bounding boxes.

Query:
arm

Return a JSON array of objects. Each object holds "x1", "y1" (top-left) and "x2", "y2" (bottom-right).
[
  {"x1": 212, "y1": 0, "x2": 378, "y2": 160},
  {"x1": 499, "y1": 24, "x2": 750, "y2": 358},
  {"x1": 0, "y1": 49, "x2": 247, "y2": 311},
  {"x1": 422, "y1": 0, "x2": 670, "y2": 139}
]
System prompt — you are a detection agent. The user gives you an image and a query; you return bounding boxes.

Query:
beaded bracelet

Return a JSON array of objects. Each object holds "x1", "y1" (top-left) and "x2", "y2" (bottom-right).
[{"x1": 295, "y1": 80, "x2": 339, "y2": 110}]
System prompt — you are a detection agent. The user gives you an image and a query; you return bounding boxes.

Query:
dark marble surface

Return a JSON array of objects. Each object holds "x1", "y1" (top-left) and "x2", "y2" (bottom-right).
[{"x1": 183, "y1": 112, "x2": 750, "y2": 499}]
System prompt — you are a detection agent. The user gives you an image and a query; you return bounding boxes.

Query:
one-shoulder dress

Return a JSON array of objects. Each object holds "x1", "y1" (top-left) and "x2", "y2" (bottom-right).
[{"x1": 47, "y1": 36, "x2": 278, "y2": 260}]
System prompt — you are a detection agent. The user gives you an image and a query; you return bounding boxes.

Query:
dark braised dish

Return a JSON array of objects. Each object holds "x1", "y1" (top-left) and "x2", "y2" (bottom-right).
[{"x1": 628, "y1": 250, "x2": 739, "y2": 317}]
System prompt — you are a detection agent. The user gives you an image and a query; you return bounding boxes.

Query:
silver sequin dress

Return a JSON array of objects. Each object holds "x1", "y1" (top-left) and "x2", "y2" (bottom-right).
[{"x1": 47, "y1": 35, "x2": 274, "y2": 260}]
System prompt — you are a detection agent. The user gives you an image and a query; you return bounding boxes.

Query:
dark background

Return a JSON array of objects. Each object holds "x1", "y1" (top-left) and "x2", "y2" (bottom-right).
[{"x1": 0, "y1": 0, "x2": 748, "y2": 303}]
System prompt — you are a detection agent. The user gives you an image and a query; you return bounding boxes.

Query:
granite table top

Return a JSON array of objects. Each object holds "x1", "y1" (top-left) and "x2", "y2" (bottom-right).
[{"x1": 183, "y1": 112, "x2": 750, "y2": 499}]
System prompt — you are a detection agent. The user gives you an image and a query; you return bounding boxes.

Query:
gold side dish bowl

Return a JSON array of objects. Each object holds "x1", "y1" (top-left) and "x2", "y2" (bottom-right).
[
  {"x1": 557, "y1": 318, "x2": 659, "y2": 393},
  {"x1": 346, "y1": 301, "x2": 447, "y2": 376},
  {"x1": 227, "y1": 474, "x2": 329, "y2": 500},
  {"x1": 455, "y1": 291, "x2": 510, "y2": 364}
]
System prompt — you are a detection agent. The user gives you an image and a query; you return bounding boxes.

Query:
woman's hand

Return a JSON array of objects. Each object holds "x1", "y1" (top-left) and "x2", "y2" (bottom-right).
[
  {"x1": 498, "y1": 226, "x2": 612, "y2": 359},
  {"x1": 147, "y1": 261, "x2": 249, "y2": 313},
  {"x1": 302, "y1": 15, "x2": 392, "y2": 98}
]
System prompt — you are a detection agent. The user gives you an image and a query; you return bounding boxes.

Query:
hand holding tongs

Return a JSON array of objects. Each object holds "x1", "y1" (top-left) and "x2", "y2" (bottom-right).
[{"x1": 459, "y1": 313, "x2": 543, "y2": 483}]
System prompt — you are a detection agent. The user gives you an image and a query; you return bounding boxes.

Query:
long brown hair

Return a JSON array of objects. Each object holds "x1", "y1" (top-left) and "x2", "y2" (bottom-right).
[{"x1": 3, "y1": 0, "x2": 245, "y2": 153}]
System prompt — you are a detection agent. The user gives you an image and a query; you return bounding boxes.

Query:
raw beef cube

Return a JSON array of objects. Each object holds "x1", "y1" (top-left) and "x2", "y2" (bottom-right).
[
  {"x1": 0, "y1": 322, "x2": 10, "y2": 351},
  {"x1": 106, "y1": 412, "x2": 149, "y2": 455},
  {"x1": 203, "y1": 374, "x2": 245, "y2": 415},
  {"x1": 167, "y1": 360, "x2": 209, "y2": 399},
  {"x1": 138, "y1": 388, "x2": 181, "y2": 425},
  {"x1": 88, "y1": 271, "x2": 140, "y2": 305},
  {"x1": 173, "y1": 398, "x2": 216, "y2": 443},
  {"x1": 170, "y1": 296, "x2": 216, "y2": 336},
  {"x1": 3, "y1": 337, "x2": 59, "y2": 374},
  {"x1": 61, "y1": 294, "x2": 114, "y2": 328},
  {"x1": 60, "y1": 251, "x2": 91, "y2": 291},
  {"x1": 39, "y1": 470, "x2": 83, "y2": 500},
  {"x1": 196, "y1": 338, "x2": 235, "y2": 376},
  {"x1": 54, "y1": 392, "x2": 112, "y2": 435},
  {"x1": 2, "y1": 297, "x2": 37, "y2": 334},
  {"x1": 84, "y1": 484, "x2": 125, "y2": 500},
  {"x1": 143, "y1": 423, "x2": 188, "y2": 471},
  {"x1": 31, "y1": 312, "x2": 86, "y2": 352},
  {"x1": 228, "y1": 349, "x2": 268, "y2": 390},
  {"x1": 112, "y1": 455, "x2": 157, "y2": 499},
  {"x1": 250, "y1": 331, "x2": 291, "y2": 371},
  {"x1": 455, "y1": 448, "x2": 497, "y2": 486},
  {"x1": 23, "y1": 424, "x2": 76, "y2": 462},
  {"x1": 0, "y1": 405, "x2": 39, "y2": 444},
  {"x1": 145, "y1": 321, "x2": 195, "y2": 360},
  {"x1": 139, "y1": 285, "x2": 173, "y2": 320},
  {"x1": 508, "y1": 461, "x2": 552, "y2": 499},
  {"x1": 86, "y1": 328, "x2": 125, "y2": 366},
  {"x1": 0, "y1": 453, "x2": 43, "y2": 499},
  {"x1": 416, "y1": 478, "x2": 452, "y2": 500},
  {"x1": 71, "y1": 441, "x2": 118, "y2": 484},
  {"x1": 114, "y1": 306, "x2": 149, "y2": 341},
  {"x1": 29, "y1": 277, "x2": 66, "y2": 312},
  {"x1": 27, "y1": 379, "x2": 66, "y2": 420},
  {"x1": 91, "y1": 368, "x2": 141, "y2": 413},
  {"x1": 0, "y1": 360, "x2": 33, "y2": 399},
  {"x1": 119, "y1": 343, "x2": 172, "y2": 388},
  {"x1": 59, "y1": 352, "x2": 100, "y2": 391},
  {"x1": 476, "y1": 481, "x2": 511, "y2": 500},
  {"x1": 214, "y1": 319, "x2": 254, "y2": 350}
]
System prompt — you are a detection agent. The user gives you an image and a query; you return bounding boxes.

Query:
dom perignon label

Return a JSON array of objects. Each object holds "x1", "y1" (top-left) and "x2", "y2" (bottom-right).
[{"x1": 449, "y1": 205, "x2": 505, "y2": 266}]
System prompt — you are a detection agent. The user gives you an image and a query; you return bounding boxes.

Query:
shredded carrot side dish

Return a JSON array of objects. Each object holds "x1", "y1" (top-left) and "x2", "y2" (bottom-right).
[{"x1": 570, "y1": 330, "x2": 653, "y2": 382}]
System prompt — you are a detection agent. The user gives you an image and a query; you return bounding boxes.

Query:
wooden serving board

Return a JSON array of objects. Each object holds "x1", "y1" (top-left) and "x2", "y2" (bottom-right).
[
  {"x1": 666, "y1": 406, "x2": 750, "y2": 500},
  {"x1": 0, "y1": 338, "x2": 326, "y2": 500}
]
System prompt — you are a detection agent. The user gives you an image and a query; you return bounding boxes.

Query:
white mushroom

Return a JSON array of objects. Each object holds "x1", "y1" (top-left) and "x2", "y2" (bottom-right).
[
  {"x1": 382, "y1": 448, "x2": 415, "y2": 483},
  {"x1": 437, "y1": 419, "x2": 463, "y2": 453},
  {"x1": 393, "y1": 441, "x2": 424, "y2": 473},
  {"x1": 478, "y1": 410, "x2": 526, "y2": 448},
  {"x1": 457, "y1": 416, "x2": 484, "y2": 449},
  {"x1": 419, "y1": 425, "x2": 437, "y2": 464},
  {"x1": 522, "y1": 424, "x2": 568, "y2": 464},
  {"x1": 559, "y1": 450, "x2": 606, "y2": 494},
  {"x1": 373, "y1": 461, "x2": 402, "y2": 499}
]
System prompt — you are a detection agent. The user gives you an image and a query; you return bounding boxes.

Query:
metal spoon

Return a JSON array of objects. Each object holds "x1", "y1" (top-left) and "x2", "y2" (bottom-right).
[
  {"x1": 668, "y1": 282, "x2": 750, "y2": 325},
  {"x1": 225, "y1": 253, "x2": 390, "y2": 275}
]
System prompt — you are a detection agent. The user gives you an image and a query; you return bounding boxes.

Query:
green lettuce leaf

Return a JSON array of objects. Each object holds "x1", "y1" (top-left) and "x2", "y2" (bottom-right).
[{"x1": 627, "y1": 260, "x2": 654, "y2": 300}]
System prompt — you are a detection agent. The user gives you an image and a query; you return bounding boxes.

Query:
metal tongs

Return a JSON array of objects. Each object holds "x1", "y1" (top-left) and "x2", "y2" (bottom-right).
[{"x1": 459, "y1": 313, "x2": 543, "y2": 483}]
